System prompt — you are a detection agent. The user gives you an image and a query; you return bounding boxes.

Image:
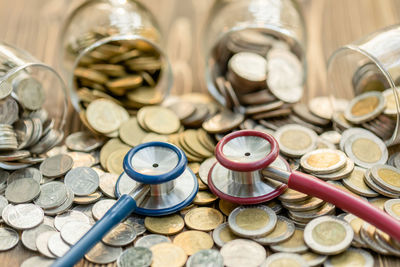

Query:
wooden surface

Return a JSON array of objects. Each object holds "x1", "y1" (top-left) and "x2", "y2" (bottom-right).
[{"x1": 1, "y1": 0, "x2": 400, "y2": 266}]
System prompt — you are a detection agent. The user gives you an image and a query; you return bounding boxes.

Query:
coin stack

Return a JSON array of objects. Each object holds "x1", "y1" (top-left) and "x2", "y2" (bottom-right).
[{"x1": 0, "y1": 74, "x2": 62, "y2": 171}]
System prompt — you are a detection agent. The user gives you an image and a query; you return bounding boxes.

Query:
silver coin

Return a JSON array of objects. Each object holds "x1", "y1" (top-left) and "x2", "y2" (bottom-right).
[
  {"x1": 275, "y1": 124, "x2": 318, "y2": 157},
  {"x1": 48, "y1": 232, "x2": 70, "y2": 258},
  {"x1": 263, "y1": 252, "x2": 308, "y2": 267},
  {"x1": 1, "y1": 204, "x2": 13, "y2": 225},
  {"x1": 72, "y1": 204, "x2": 96, "y2": 224},
  {"x1": 117, "y1": 246, "x2": 153, "y2": 267},
  {"x1": 323, "y1": 247, "x2": 374, "y2": 267},
  {"x1": 320, "y1": 131, "x2": 342, "y2": 145},
  {"x1": 228, "y1": 205, "x2": 277, "y2": 238},
  {"x1": 0, "y1": 161, "x2": 32, "y2": 171},
  {"x1": 64, "y1": 167, "x2": 99, "y2": 196},
  {"x1": 220, "y1": 239, "x2": 266, "y2": 267},
  {"x1": 0, "y1": 195, "x2": 8, "y2": 216},
  {"x1": 253, "y1": 216, "x2": 295, "y2": 245},
  {"x1": 54, "y1": 210, "x2": 90, "y2": 231},
  {"x1": 34, "y1": 181, "x2": 68, "y2": 209},
  {"x1": 14, "y1": 119, "x2": 34, "y2": 150},
  {"x1": 135, "y1": 234, "x2": 171, "y2": 248},
  {"x1": 7, "y1": 167, "x2": 42, "y2": 185},
  {"x1": 36, "y1": 231, "x2": 57, "y2": 258},
  {"x1": 0, "y1": 150, "x2": 30, "y2": 161},
  {"x1": 44, "y1": 186, "x2": 75, "y2": 216},
  {"x1": 125, "y1": 215, "x2": 146, "y2": 235},
  {"x1": 212, "y1": 222, "x2": 239, "y2": 248},
  {"x1": 42, "y1": 216, "x2": 55, "y2": 227},
  {"x1": 0, "y1": 97, "x2": 19, "y2": 124},
  {"x1": 21, "y1": 224, "x2": 55, "y2": 251},
  {"x1": 60, "y1": 221, "x2": 92, "y2": 245},
  {"x1": 92, "y1": 199, "x2": 117, "y2": 220},
  {"x1": 304, "y1": 216, "x2": 354, "y2": 255},
  {"x1": 7, "y1": 204, "x2": 44, "y2": 230},
  {"x1": 16, "y1": 76, "x2": 45, "y2": 110},
  {"x1": 344, "y1": 133, "x2": 388, "y2": 169},
  {"x1": 85, "y1": 241, "x2": 122, "y2": 264},
  {"x1": 39, "y1": 154, "x2": 73, "y2": 178},
  {"x1": 187, "y1": 249, "x2": 224, "y2": 267},
  {"x1": 102, "y1": 222, "x2": 136, "y2": 246},
  {"x1": 65, "y1": 131, "x2": 104, "y2": 152},
  {"x1": 0, "y1": 169, "x2": 8, "y2": 191},
  {"x1": 0, "y1": 81, "x2": 12, "y2": 100},
  {"x1": 344, "y1": 91, "x2": 385, "y2": 124},
  {"x1": 99, "y1": 172, "x2": 118, "y2": 198},
  {"x1": 20, "y1": 256, "x2": 54, "y2": 267},
  {"x1": 198, "y1": 157, "x2": 216, "y2": 185},
  {"x1": 0, "y1": 227, "x2": 19, "y2": 251},
  {"x1": 117, "y1": 171, "x2": 137, "y2": 195},
  {"x1": 5, "y1": 178, "x2": 40, "y2": 203},
  {"x1": 384, "y1": 199, "x2": 400, "y2": 220}
]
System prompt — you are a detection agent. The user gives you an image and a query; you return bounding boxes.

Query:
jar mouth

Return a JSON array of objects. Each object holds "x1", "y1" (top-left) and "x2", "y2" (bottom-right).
[
  {"x1": 327, "y1": 45, "x2": 400, "y2": 146},
  {"x1": 0, "y1": 62, "x2": 68, "y2": 132},
  {"x1": 204, "y1": 26, "x2": 307, "y2": 107},
  {"x1": 69, "y1": 34, "x2": 172, "y2": 113}
]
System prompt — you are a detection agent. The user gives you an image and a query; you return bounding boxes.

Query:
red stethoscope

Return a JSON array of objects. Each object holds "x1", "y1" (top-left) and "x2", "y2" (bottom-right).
[{"x1": 208, "y1": 130, "x2": 400, "y2": 241}]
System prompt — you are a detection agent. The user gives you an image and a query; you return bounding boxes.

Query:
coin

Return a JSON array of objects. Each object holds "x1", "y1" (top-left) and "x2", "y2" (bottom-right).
[
  {"x1": 0, "y1": 195, "x2": 7, "y2": 215},
  {"x1": 21, "y1": 224, "x2": 55, "y2": 251},
  {"x1": 117, "y1": 247, "x2": 153, "y2": 267},
  {"x1": 39, "y1": 154, "x2": 73, "y2": 178},
  {"x1": 220, "y1": 239, "x2": 266, "y2": 267},
  {"x1": 36, "y1": 231, "x2": 56, "y2": 258},
  {"x1": 202, "y1": 110, "x2": 244, "y2": 134},
  {"x1": 7, "y1": 204, "x2": 44, "y2": 230},
  {"x1": 193, "y1": 191, "x2": 218, "y2": 205},
  {"x1": 99, "y1": 172, "x2": 118, "y2": 198},
  {"x1": 60, "y1": 221, "x2": 92, "y2": 245},
  {"x1": 263, "y1": 252, "x2": 308, "y2": 267},
  {"x1": 167, "y1": 100, "x2": 196, "y2": 120},
  {"x1": 281, "y1": 197, "x2": 324, "y2": 212},
  {"x1": 92, "y1": 199, "x2": 117, "y2": 220},
  {"x1": 135, "y1": 234, "x2": 170, "y2": 248},
  {"x1": 270, "y1": 228, "x2": 308, "y2": 253},
  {"x1": 363, "y1": 169, "x2": 399, "y2": 198},
  {"x1": 45, "y1": 187, "x2": 75, "y2": 216},
  {"x1": 86, "y1": 99, "x2": 129, "y2": 134},
  {"x1": 85, "y1": 241, "x2": 122, "y2": 264},
  {"x1": 100, "y1": 138, "x2": 130, "y2": 170},
  {"x1": 144, "y1": 214, "x2": 184, "y2": 235},
  {"x1": 343, "y1": 213, "x2": 366, "y2": 247},
  {"x1": 275, "y1": 124, "x2": 318, "y2": 157},
  {"x1": 344, "y1": 133, "x2": 388, "y2": 169},
  {"x1": 228, "y1": 205, "x2": 277, "y2": 238},
  {"x1": 7, "y1": 167, "x2": 42, "y2": 185},
  {"x1": 198, "y1": 157, "x2": 217, "y2": 186},
  {"x1": 278, "y1": 188, "x2": 309, "y2": 203},
  {"x1": 20, "y1": 256, "x2": 54, "y2": 267},
  {"x1": 54, "y1": 210, "x2": 90, "y2": 231},
  {"x1": 34, "y1": 181, "x2": 68, "y2": 209},
  {"x1": 0, "y1": 227, "x2": 19, "y2": 251},
  {"x1": 103, "y1": 222, "x2": 136, "y2": 246},
  {"x1": 345, "y1": 91, "x2": 385, "y2": 123},
  {"x1": 359, "y1": 222, "x2": 389, "y2": 254},
  {"x1": 119, "y1": 117, "x2": 148, "y2": 146},
  {"x1": 64, "y1": 167, "x2": 99, "y2": 196},
  {"x1": 144, "y1": 106, "x2": 180, "y2": 135},
  {"x1": 382, "y1": 88, "x2": 399, "y2": 115},
  {"x1": 384, "y1": 199, "x2": 400, "y2": 220},
  {"x1": 315, "y1": 158, "x2": 355, "y2": 181},
  {"x1": 125, "y1": 214, "x2": 146, "y2": 235},
  {"x1": 308, "y1": 96, "x2": 336, "y2": 120},
  {"x1": 106, "y1": 147, "x2": 131, "y2": 174},
  {"x1": 0, "y1": 97, "x2": 19, "y2": 125},
  {"x1": 323, "y1": 248, "x2": 374, "y2": 267},
  {"x1": 212, "y1": 222, "x2": 239, "y2": 247},
  {"x1": 65, "y1": 131, "x2": 104, "y2": 152},
  {"x1": 304, "y1": 216, "x2": 353, "y2": 255},
  {"x1": 67, "y1": 151, "x2": 96, "y2": 168},
  {"x1": 150, "y1": 243, "x2": 187, "y2": 267},
  {"x1": 186, "y1": 249, "x2": 224, "y2": 267},
  {"x1": 342, "y1": 167, "x2": 378, "y2": 197},
  {"x1": 185, "y1": 207, "x2": 223, "y2": 231},
  {"x1": 301, "y1": 149, "x2": 347, "y2": 174},
  {"x1": 301, "y1": 251, "x2": 327, "y2": 267},
  {"x1": 253, "y1": 216, "x2": 295, "y2": 245},
  {"x1": 5, "y1": 178, "x2": 40, "y2": 203},
  {"x1": 47, "y1": 232, "x2": 70, "y2": 258},
  {"x1": 370, "y1": 164, "x2": 400, "y2": 194},
  {"x1": 173, "y1": 230, "x2": 214, "y2": 255},
  {"x1": 0, "y1": 81, "x2": 12, "y2": 100}
]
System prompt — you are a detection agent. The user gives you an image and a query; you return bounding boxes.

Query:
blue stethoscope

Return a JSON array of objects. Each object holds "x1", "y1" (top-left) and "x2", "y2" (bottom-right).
[{"x1": 52, "y1": 142, "x2": 198, "y2": 267}]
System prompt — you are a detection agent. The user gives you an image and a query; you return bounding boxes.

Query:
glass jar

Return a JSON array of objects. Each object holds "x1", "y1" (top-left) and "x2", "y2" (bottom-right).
[
  {"x1": 203, "y1": 0, "x2": 306, "y2": 111},
  {"x1": 59, "y1": 0, "x2": 172, "y2": 115},
  {"x1": 0, "y1": 42, "x2": 68, "y2": 159},
  {"x1": 327, "y1": 24, "x2": 400, "y2": 146}
]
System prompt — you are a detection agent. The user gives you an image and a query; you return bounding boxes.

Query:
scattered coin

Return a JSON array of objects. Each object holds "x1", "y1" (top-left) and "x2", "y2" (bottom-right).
[
  {"x1": 102, "y1": 223, "x2": 136, "y2": 246},
  {"x1": 301, "y1": 251, "x2": 327, "y2": 267},
  {"x1": 34, "y1": 181, "x2": 68, "y2": 209},
  {"x1": 5, "y1": 178, "x2": 40, "y2": 204},
  {"x1": 263, "y1": 252, "x2": 308, "y2": 267},
  {"x1": 344, "y1": 91, "x2": 385, "y2": 124},
  {"x1": 39, "y1": 154, "x2": 73, "y2": 178},
  {"x1": 253, "y1": 216, "x2": 295, "y2": 245},
  {"x1": 47, "y1": 232, "x2": 70, "y2": 258},
  {"x1": 64, "y1": 167, "x2": 99, "y2": 196},
  {"x1": 20, "y1": 256, "x2": 54, "y2": 267},
  {"x1": 212, "y1": 222, "x2": 239, "y2": 247},
  {"x1": 342, "y1": 167, "x2": 378, "y2": 197},
  {"x1": 275, "y1": 124, "x2": 318, "y2": 157},
  {"x1": 173, "y1": 230, "x2": 214, "y2": 255},
  {"x1": 186, "y1": 249, "x2": 224, "y2": 267},
  {"x1": 300, "y1": 149, "x2": 347, "y2": 174},
  {"x1": 193, "y1": 190, "x2": 218, "y2": 205},
  {"x1": 220, "y1": 239, "x2": 266, "y2": 267},
  {"x1": 384, "y1": 199, "x2": 400, "y2": 220},
  {"x1": 185, "y1": 207, "x2": 223, "y2": 231},
  {"x1": 60, "y1": 221, "x2": 92, "y2": 245},
  {"x1": 36, "y1": 231, "x2": 57, "y2": 258},
  {"x1": 85, "y1": 241, "x2": 123, "y2": 264},
  {"x1": 54, "y1": 210, "x2": 90, "y2": 231},
  {"x1": 99, "y1": 172, "x2": 118, "y2": 198},
  {"x1": 323, "y1": 247, "x2": 374, "y2": 267},
  {"x1": 270, "y1": 228, "x2": 308, "y2": 253},
  {"x1": 144, "y1": 214, "x2": 184, "y2": 235},
  {"x1": 7, "y1": 204, "x2": 44, "y2": 230},
  {"x1": 119, "y1": 117, "x2": 147, "y2": 146},
  {"x1": 117, "y1": 247, "x2": 153, "y2": 267},
  {"x1": 65, "y1": 131, "x2": 104, "y2": 152},
  {"x1": 135, "y1": 234, "x2": 171, "y2": 248},
  {"x1": 370, "y1": 164, "x2": 400, "y2": 194},
  {"x1": 202, "y1": 110, "x2": 244, "y2": 134},
  {"x1": 21, "y1": 224, "x2": 55, "y2": 251},
  {"x1": 0, "y1": 227, "x2": 19, "y2": 251},
  {"x1": 150, "y1": 242, "x2": 187, "y2": 267},
  {"x1": 92, "y1": 199, "x2": 117, "y2": 220}
]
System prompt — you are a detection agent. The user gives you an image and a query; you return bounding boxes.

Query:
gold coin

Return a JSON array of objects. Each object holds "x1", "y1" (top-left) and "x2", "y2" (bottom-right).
[
  {"x1": 275, "y1": 124, "x2": 318, "y2": 157},
  {"x1": 183, "y1": 130, "x2": 213, "y2": 158},
  {"x1": 281, "y1": 197, "x2": 324, "y2": 212},
  {"x1": 197, "y1": 129, "x2": 215, "y2": 152},
  {"x1": 236, "y1": 208, "x2": 269, "y2": 231},
  {"x1": 270, "y1": 228, "x2": 308, "y2": 253},
  {"x1": 184, "y1": 207, "x2": 223, "y2": 231},
  {"x1": 307, "y1": 152, "x2": 340, "y2": 168},
  {"x1": 173, "y1": 230, "x2": 214, "y2": 255},
  {"x1": 150, "y1": 243, "x2": 187, "y2": 267},
  {"x1": 301, "y1": 251, "x2": 327, "y2": 266},
  {"x1": 106, "y1": 75, "x2": 143, "y2": 91},
  {"x1": 342, "y1": 167, "x2": 378, "y2": 197},
  {"x1": 74, "y1": 191, "x2": 102, "y2": 204},
  {"x1": 141, "y1": 133, "x2": 169, "y2": 144},
  {"x1": 100, "y1": 138, "x2": 131, "y2": 170},
  {"x1": 281, "y1": 130, "x2": 311, "y2": 151},
  {"x1": 351, "y1": 95, "x2": 379, "y2": 117},
  {"x1": 188, "y1": 162, "x2": 200, "y2": 174},
  {"x1": 119, "y1": 117, "x2": 148, "y2": 146},
  {"x1": 219, "y1": 199, "x2": 239, "y2": 216},
  {"x1": 144, "y1": 214, "x2": 184, "y2": 235},
  {"x1": 106, "y1": 147, "x2": 131, "y2": 174},
  {"x1": 197, "y1": 178, "x2": 208, "y2": 191},
  {"x1": 127, "y1": 86, "x2": 163, "y2": 106},
  {"x1": 74, "y1": 67, "x2": 108, "y2": 84},
  {"x1": 144, "y1": 106, "x2": 180, "y2": 135},
  {"x1": 301, "y1": 149, "x2": 346, "y2": 174},
  {"x1": 326, "y1": 248, "x2": 374, "y2": 267},
  {"x1": 384, "y1": 199, "x2": 400, "y2": 220},
  {"x1": 136, "y1": 106, "x2": 155, "y2": 131},
  {"x1": 278, "y1": 188, "x2": 309, "y2": 203},
  {"x1": 193, "y1": 191, "x2": 218, "y2": 205},
  {"x1": 351, "y1": 138, "x2": 381, "y2": 163},
  {"x1": 177, "y1": 133, "x2": 204, "y2": 158},
  {"x1": 216, "y1": 223, "x2": 239, "y2": 245},
  {"x1": 90, "y1": 64, "x2": 126, "y2": 77}
]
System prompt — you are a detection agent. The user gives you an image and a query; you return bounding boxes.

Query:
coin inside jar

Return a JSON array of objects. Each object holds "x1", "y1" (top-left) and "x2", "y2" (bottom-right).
[
  {"x1": 275, "y1": 124, "x2": 318, "y2": 157},
  {"x1": 300, "y1": 149, "x2": 347, "y2": 174},
  {"x1": 344, "y1": 91, "x2": 385, "y2": 124},
  {"x1": 304, "y1": 216, "x2": 353, "y2": 255},
  {"x1": 228, "y1": 205, "x2": 277, "y2": 238}
]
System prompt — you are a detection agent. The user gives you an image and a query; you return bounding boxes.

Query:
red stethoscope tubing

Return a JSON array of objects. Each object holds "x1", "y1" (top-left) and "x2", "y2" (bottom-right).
[{"x1": 289, "y1": 170, "x2": 400, "y2": 241}]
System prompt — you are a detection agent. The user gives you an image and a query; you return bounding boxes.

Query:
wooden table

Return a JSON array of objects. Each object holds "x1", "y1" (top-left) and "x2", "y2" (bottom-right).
[{"x1": 1, "y1": 0, "x2": 400, "y2": 266}]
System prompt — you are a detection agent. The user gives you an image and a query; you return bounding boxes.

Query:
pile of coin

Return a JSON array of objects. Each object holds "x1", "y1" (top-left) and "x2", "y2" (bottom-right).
[{"x1": 0, "y1": 73, "x2": 62, "y2": 171}]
